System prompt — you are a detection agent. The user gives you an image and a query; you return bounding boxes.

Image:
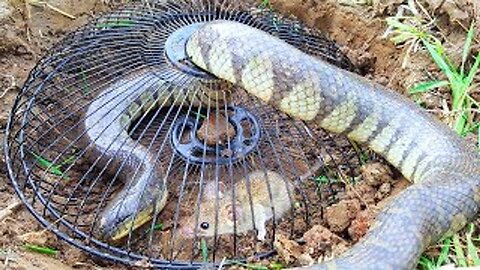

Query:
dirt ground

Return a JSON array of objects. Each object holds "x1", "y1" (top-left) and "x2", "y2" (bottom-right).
[{"x1": 0, "y1": 0, "x2": 478, "y2": 269}]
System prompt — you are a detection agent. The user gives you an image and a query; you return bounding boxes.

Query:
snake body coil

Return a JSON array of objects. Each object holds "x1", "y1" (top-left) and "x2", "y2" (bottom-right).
[
  {"x1": 85, "y1": 73, "x2": 170, "y2": 241},
  {"x1": 85, "y1": 69, "x2": 225, "y2": 240},
  {"x1": 186, "y1": 21, "x2": 480, "y2": 269}
]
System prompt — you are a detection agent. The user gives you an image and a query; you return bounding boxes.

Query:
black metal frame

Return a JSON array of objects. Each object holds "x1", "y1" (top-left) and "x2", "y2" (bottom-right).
[{"x1": 4, "y1": 0, "x2": 360, "y2": 268}]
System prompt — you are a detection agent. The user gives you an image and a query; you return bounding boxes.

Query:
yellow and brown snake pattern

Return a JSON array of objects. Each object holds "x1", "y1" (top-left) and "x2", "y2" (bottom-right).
[{"x1": 186, "y1": 20, "x2": 480, "y2": 270}]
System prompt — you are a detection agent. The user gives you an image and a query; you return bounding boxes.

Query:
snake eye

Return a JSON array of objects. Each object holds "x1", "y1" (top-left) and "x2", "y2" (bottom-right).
[{"x1": 200, "y1": 222, "x2": 209, "y2": 230}]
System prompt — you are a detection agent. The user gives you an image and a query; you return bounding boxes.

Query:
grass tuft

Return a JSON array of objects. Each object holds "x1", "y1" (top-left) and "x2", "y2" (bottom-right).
[
  {"x1": 387, "y1": 7, "x2": 479, "y2": 137},
  {"x1": 386, "y1": 2, "x2": 480, "y2": 269}
]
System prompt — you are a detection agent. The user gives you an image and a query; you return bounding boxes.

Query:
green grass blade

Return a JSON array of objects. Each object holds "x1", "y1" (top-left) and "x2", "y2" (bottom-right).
[
  {"x1": 227, "y1": 260, "x2": 268, "y2": 270},
  {"x1": 454, "y1": 111, "x2": 468, "y2": 135},
  {"x1": 24, "y1": 244, "x2": 58, "y2": 256},
  {"x1": 269, "y1": 262, "x2": 284, "y2": 270},
  {"x1": 201, "y1": 239, "x2": 208, "y2": 262},
  {"x1": 153, "y1": 223, "x2": 163, "y2": 231},
  {"x1": 466, "y1": 224, "x2": 480, "y2": 266},
  {"x1": 259, "y1": 0, "x2": 272, "y2": 9},
  {"x1": 31, "y1": 152, "x2": 64, "y2": 176},
  {"x1": 464, "y1": 53, "x2": 480, "y2": 88},
  {"x1": 418, "y1": 256, "x2": 436, "y2": 270},
  {"x1": 452, "y1": 233, "x2": 467, "y2": 267},
  {"x1": 314, "y1": 175, "x2": 330, "y2": 185},
  {"x1": 386, "y1": 18, "x2": 410, "y2": 32},
  {"x1": 461, "y1": 23, "x2": 475, "y2": 76},
  {"x1": 60, "y1": 154, "x2": 77, "y2": 166},
  {"x1": 192, "y1": 111, "x2": 206, "y2": 119},
  {"x1": 422, "y1": 40, "x2": 457, "y2": 83},
  {"x1": 436, "y1": 238, "x2": 452, "y2": 267},
  {"x1": 410, "y1": 80, "x2": 449, "y2": 94}
]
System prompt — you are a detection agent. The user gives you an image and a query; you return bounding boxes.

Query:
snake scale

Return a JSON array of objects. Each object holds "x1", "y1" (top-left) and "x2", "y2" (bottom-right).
[
  {"x1": 86, "y1": 66, "x2": 226, "y2": 240},
  {"x1": 186, "y1": 21, "x2": 480, "y2": 269},
  {"x1": 84, "y1": 17, "x2": 480, "y2": 268},
  {"x1": 85, "y1": 74, "x2": 171, "y2": 241}
]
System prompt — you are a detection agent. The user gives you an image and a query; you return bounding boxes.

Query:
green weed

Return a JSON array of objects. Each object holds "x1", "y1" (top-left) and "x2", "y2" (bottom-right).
[
  {"x1": 226, "y1": 260, "x2": 268, "y2": 270},
  {"x1": 420, "y1": 224, "x2": 480, "y2": 269},
  {"x1": 314, "y1": 175, "x2": 331, "y2": 185},
  {"x1": 24, "y1": 244, "x2": 58, "y2": 256},
  {"x1": 144, "y1": 223, "x2": 164, "y2": 234},
  {"x1": 269, "y1": 262, "x2": 284, "y2": 270},
  {"x1": 29, "y1": 150, "x2": 76, "y2": 180},
  {"x1": 259, "y1": 0, "x2": 272, "y2": 9},
  {"x1": 413, "y1": 24, "x2": 480, "y2": 136},
  {"x1": 386, "y1": 3, "x2": 480, "y2": 269},
  {"x1": 95, "y1": 19, "x2": 134, "y2": 29},
  {"x1": 419, "y1": 238, "x2": 451, "y2": 269},
  {"x1": 192, "y1": 111, "x2": 207, "y2": 120},
  {"x1": 201, "y1": 239, "x2": 208, "y2": 263},
  {"x1": 388, "y1": 12, "x2": 479, "y2": 136}
]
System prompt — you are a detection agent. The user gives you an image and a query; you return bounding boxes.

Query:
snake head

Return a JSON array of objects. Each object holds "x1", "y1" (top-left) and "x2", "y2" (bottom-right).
[{"x1": 97, "y1": 188, "x2": 168, "y2": 242}]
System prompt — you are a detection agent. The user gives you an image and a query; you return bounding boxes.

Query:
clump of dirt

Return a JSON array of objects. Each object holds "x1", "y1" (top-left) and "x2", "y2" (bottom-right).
[
  {"x1": 0, "y1": 0, "x2": 11, "y2": 21},
  {"x1": 325, "y1": 199, "x2": 361, "y2": 233},
  {"x1": 268, "y1": 161, "x2": 410, "y2": 267},
  {"x1": 274, "y1": 225, "x2": 349, "y2": 266},
  {"x1": 197, "y1": 113, "x2": 236, "y2": 145}
]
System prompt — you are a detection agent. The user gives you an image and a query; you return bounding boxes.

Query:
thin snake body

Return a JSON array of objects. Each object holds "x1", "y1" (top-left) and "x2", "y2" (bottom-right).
[
  {"x1": 85, "y1": 73, "x2": 171, "y2": 241},
  {"x1": 186, "y1": 21, "x2": 480, "y2": 269},
  {"x1": 85, "y1": 72, "x2": 226, "y2": 240}
]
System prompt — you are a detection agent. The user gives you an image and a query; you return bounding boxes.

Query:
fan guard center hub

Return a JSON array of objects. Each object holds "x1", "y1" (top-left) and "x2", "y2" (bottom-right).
[
  {"x1": 164, "y1": 22, "x2": 213, "y2": 79},
  {"x1": 171, "y1": 106, "x2": 261, "y2": 165}
]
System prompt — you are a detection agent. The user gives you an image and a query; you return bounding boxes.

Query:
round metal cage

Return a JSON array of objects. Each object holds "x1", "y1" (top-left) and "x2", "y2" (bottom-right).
[{"x1": 5, "y1": 0, "x2": 362, "y2": 268}]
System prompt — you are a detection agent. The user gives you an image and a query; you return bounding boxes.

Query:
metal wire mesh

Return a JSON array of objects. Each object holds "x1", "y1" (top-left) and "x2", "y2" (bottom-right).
[{"x1": 5, "y1": 0, "x2": 361, "y2": 268}]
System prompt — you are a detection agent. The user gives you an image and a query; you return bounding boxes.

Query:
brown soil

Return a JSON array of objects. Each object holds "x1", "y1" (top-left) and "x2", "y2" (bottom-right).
[{"x1": 0, "y1": 0, "x2": 477, "y2": 269}]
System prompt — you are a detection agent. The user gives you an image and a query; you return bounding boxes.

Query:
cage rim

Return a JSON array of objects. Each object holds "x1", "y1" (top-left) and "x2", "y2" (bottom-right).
[{"x1": 3, "y1": 1, "x2": 361, "y2": 268}]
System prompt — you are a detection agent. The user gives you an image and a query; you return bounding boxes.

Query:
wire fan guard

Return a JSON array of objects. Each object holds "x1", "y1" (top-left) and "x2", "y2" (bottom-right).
[{"x1": 5, "y1": 0, "x2": 361, "y2": 268}]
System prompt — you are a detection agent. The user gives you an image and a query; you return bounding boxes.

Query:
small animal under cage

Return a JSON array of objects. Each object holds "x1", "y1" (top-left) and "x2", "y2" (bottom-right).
[{"x1": 5, "y1": 0, "x2": 363, "y2": 268}]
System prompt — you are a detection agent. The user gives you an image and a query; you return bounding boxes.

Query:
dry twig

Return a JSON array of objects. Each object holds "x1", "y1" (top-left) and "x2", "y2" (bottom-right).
[
  {"x1": 26, "y1": 0, "x2": 76, "y2": 20},
  {"x1": 0, "y1": 200, "x2": 22, "y2": 222}
]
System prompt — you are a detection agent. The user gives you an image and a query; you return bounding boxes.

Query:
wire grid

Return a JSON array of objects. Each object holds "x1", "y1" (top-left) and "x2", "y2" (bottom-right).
[{"x1": 5, "y1": 0, "x2": 361, "y2": 268}]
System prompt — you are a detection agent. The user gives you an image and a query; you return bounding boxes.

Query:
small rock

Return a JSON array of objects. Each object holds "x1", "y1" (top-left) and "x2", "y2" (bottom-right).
[
  {"x1": 196, "y1": 114, "x2": 236, "y2": 146},
  {"x1": 348, "y1": 210, "x2": 372, "y2": 242},
  {"x1": 377, "y1": 178, "x2": 411, "y2": 209},
  {"x1": 325, "y1": 199, "x2": 361, "y2": 233},
  {"x1": 361, "y1": 162, "x2": 393, "y2": 187},
  {"x1": 297, "y1": 253, "x2": 315, "y2": 266},
  {"x1": 0, "y1": 1, "x2": 12, "y2": 22},
  {"x1": 274, "y1": 234, "x2": 303, "y2": 264},
  {"x1": 375, "y1": 182, "x2": 392, "y2": 201},
  {"x1": 303, "y1": 225, "x2": 349, "y2": 257},
  {"x1": 345, "y1": 182, "x2": 376, "y2": 205}
]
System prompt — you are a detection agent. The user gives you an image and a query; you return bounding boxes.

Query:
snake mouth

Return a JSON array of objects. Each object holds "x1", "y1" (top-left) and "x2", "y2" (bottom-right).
[
  {"x1": 100, "y1": 190, "x2": 169, "y2": 242},
  {"x1": 107, "y1": 207, "x2": 155, "y2": 242}
]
